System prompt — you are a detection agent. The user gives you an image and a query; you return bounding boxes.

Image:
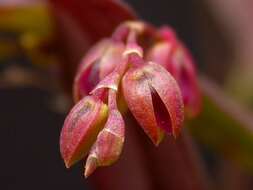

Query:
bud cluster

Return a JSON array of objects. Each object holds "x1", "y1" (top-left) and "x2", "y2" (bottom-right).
[{"x1": 60, "y1": 21, "x2": 201, "y2": 177}]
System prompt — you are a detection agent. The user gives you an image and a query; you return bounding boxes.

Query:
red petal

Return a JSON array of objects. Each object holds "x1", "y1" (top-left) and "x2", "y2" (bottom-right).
[
  {"x1": 122, "y1": 65, "x2": 164, "y2": 145},
  {"x1": 96, "y1": 110, "x2": 125, "y2": 162},
  {"x1": 60, "y1": 96, "x2": 108, "y2": 168},
  {"x1": 147, "y1": 63, "x2": 184, "y2": 138},
  {"x1": 85, "y1": 90, "x2": 125, "y2": 177}
]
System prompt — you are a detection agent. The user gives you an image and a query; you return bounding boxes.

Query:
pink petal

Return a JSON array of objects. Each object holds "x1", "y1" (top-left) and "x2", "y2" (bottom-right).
[{"x1": 60, "y1": 96, "x2": 108, "y2": 168}]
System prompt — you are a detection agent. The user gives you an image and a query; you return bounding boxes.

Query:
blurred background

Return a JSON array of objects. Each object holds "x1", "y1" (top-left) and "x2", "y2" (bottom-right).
[{"x1": 1, "y1": 0, "x2": 253, "y2": 189}]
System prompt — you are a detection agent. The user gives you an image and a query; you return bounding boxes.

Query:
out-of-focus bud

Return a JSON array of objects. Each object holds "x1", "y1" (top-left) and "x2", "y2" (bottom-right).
[
  {"x1": 147, "y1": 26, "x2": 201, "y2": 117},
  {"x1": 60, "y1": 96, "x2": 108, "y2": 168},
  {"x1": 169, "y1": 45, "x2": 201, "y2": 117},
  {"x1": 146, "y1": 42, "x2": 171, "y2": 68},
  {"x1": 73, "y1": 39, "x2": 110, "y2": 101},
  {"x1": 122, "y1": 62, "x2": 184, "y2": 144},
  {"x1": 73, "y1": 39, "x2": 125, "y2": 102},
  {"x1": 84, "y1": 109, "x2": 125, "y2": 177}
]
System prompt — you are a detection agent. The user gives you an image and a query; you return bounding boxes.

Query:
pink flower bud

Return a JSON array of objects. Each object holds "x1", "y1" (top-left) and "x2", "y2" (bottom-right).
[
  {"x1": 169, "y1": 45, "x2": 201, "y2": 117},
  {"x1": 60, "y1": 96, "x2": 108, "y2": 168},
  {"x1": 73, "y1": 39, "x2": 125, "y2": 102},
  {"x1": 122, "y1": 62, "x2": 184, "y2": 144},
  {"x1": 146, "y1": 41, "x2": 174, "y2": 71},
  {"x1": 84, "y1": 109, "x2": 125, "y2": 177},
  {"x1": 84, "y1": 90, "x2": 125, "y2": 177},
  {"x1": 147, "y1": 26, "x2": 201, "y2": 117}
]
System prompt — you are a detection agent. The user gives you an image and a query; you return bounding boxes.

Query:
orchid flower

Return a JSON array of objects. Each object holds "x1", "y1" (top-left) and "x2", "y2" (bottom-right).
[{"x1": 60, "y1": 21, "x2": 201, "y2": 177}]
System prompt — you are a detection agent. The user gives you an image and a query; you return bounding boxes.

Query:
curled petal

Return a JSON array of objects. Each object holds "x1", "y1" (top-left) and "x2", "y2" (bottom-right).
[
  {"x1": 96, "y1": 109, "x2": 125, "y2": 164},
  {"x1": 90, "y1": 71, "x2": 120, "y2": 99},
  {"x1": 90, "y1": 58, "x2": 128, "y2": 95},
  {"x1": 85, "y1": 109, "x2": 125, "y2": 177},
  {"x1": 90, "y1": 55, "x2": 130, "y2": 101},
  {"x1": 122, "y1": 63, "x2": 184, "y2": 143},
  {"x1": 60, "y1": 96, "x2": 108, "y2": 168},
  {"x1": 123, "y1": 43, "x2": 143, "y2": 58}
]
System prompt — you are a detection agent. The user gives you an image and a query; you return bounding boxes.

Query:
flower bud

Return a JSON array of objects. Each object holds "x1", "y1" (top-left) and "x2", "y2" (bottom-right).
[
  {"x1": 147, "y1": 26, "x2": 201, "y2": 117},
  {"x1": 60, "y1": 96, "x2": 108, "y2": 168},
  {"x1": 73, "y1": 39, "x2": 125, "y2": 102},
  {"x1": 84, "y1": 109, "x2": 125, "y2": 177},
  {"x1": 122, "y1": 62, "x2": 184, "y2": 144},
  {"x1": 146, "y1": 41, "x2": 173, "y2": 69},
  {"x1": 169, "y1": 45, "x2": 201, "y2": 117}
]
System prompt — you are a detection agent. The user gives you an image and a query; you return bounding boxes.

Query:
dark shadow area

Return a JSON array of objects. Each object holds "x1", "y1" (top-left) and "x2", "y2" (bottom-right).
[{"x1": 1, "y1": 88, "x2": 90, "y2": 190}]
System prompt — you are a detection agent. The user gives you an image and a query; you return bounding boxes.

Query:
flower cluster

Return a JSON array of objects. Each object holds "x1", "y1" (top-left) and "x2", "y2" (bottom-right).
[{"x1": 60, "y1": 21, "x2": 201, "y2": 177}]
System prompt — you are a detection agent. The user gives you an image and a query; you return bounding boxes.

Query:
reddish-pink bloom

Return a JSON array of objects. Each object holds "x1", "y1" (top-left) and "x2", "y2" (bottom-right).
[
  {"x1": 122, "y1": 62, "x2": 184, "y2": 144},
  {"x1": 60, "y1": 21, "x2": 201, "y2": 177}
]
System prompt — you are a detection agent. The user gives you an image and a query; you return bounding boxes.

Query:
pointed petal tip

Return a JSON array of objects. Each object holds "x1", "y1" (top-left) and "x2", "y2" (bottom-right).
[
  {"x1": 63, "y1": 157, "x2": 75, "y2": 169},
  {"x1": 154, "y1": 141, "x2": 160, "y2": 147},
  {"x1": 64, "y1": 160, "x2": 70, "y2": 169},
  {"x1": 84, "y1": 156, "x2": 98, "y2": 178},
  {"x1": 154, "y1": 132, "x2": 165, "y2": 146}
]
